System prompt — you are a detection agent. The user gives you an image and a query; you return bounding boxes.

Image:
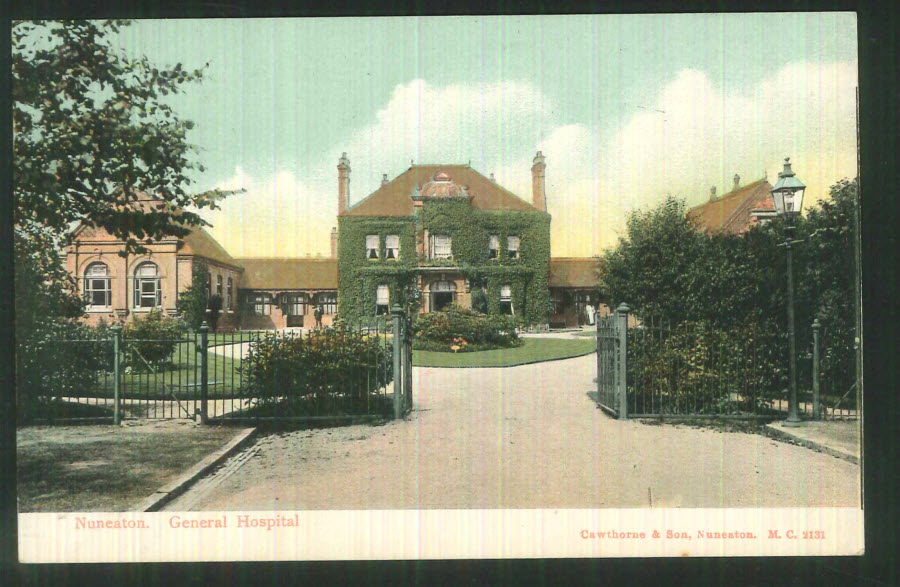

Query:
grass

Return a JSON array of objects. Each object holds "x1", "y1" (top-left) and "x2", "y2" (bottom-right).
[
  {"x1": 16, "y1": 422, "x2": 241, "y2": 512},
  {"x1": 412, "y1": 337, "x2": 596, "y2": 368}
]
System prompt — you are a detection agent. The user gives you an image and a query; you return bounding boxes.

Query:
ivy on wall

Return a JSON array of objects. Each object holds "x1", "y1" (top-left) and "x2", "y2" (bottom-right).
[
  {"x1": 337, "y1": 217, "x2": 417, "y2": 318},
  {"x1": 337, "y1": 199, "x2": 550, "y2": 325}
]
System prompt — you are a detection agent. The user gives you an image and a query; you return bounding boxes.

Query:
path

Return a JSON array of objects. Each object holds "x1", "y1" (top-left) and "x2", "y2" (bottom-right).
[{"x1": 165, "y1": 354, "x2": 861, "y2": 511}]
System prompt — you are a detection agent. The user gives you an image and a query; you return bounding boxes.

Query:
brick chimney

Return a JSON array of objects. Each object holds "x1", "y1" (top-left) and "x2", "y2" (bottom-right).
[
  {"x1": 381, "y1": 173, "x2": 389, "y2": 186},
  {"x1": 733, "y1": 174, "x2": 740, "y2": 191},
  {"x1": 531, "y1": 151, "x2": 546, "y2": 212},
  {"x1": 337, "y1": 153, "x2": 350, "y2": 215},
  {"x1": 709, "y1": 186, "x2": 717, "y2": 201},
  {"x1": 330, "y1": 226, "x2": 338, "y2": 258}
]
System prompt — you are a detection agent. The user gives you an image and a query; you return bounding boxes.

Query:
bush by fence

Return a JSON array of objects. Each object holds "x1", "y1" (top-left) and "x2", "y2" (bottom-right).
[
  {"x1": 122, "y1": 310, "x2": 186, "y2": 369},
  {"x1": 16, "y1": 321, "x2": 114, "y2": 423},
  {"x1": 411, "y1": 305, "x2": 520, "y2": 352},
  {"x1": 238, "y1": 325, "x2": 394, "y2": 417},
  {"x1": 625, "y1": 317, "x2": 787, "y2": 416}
]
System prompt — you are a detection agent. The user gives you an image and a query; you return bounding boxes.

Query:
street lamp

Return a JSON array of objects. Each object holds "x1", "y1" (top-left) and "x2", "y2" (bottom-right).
[{"x1": 770, "y1": 157, "x2": 806, "y2": 427}]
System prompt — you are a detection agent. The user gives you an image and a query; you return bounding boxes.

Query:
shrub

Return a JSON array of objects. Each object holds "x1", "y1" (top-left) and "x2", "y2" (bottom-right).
[
  {"x1": 16, "y1": 320, "x2": 113, "y2": 424},
  {"x1": 123, "y1": 310, "x2": 186, "y2": 369},
  {"x1": 625, "y1": 319, "x2": 785, "y2": 415},
  {"x1": 239, "y1": 325, "x2": 393, "y2": 416},
  {"x1": 412, "y1": 305, "x2": 520, "y2": 352}
]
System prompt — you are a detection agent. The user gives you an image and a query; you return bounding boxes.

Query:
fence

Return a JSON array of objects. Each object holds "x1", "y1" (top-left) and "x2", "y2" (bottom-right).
[
  {"x1": 27, "y1": 307, "x2": 414, "y2": 425},
  {"x1": 596, "y1": 304, "x2": 859, "y2": 420}
]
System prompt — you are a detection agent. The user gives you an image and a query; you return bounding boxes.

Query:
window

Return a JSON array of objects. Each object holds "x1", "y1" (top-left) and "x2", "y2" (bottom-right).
[
  {"x1": 216, "y1": 275, "x2": 223, "y2": 298},
  {"x1": 226, "y1": 278, "x2": 234, "y2": 310},
  {"x1": 489, "y1": 235, "x2": 499, "y2": 259},
  {"x1": 376, "y1": 284, "x2": 390, "y2": 315},
  {"x1": 134, "y1": 262, "x2": 161, "y2": 309},
  {"x1": 385, "y1": 234, "x2": 400, "y2": 260},
  {"x1": 286, "y1": 293, "x2": 307, "y2": 316},
  {"x1": 430, "y1": 234, "x2": 452, "y2": 259},
  {"x1": 318, "y1": 292, "x2": 337, "y2": 314},
  {"x1": 507, "y1": 236, "x2": 520, "y2": 259},
  {"x1": 206, "y1": 272, "x2": 212, "y2": 299},
  {"x1": 500, "y1": 284, "x2": 513, "y2": 315},
  {"x1": 84, "y1": 262, "x2": 111, "y2": 309},
  {"x1": 366, "y1": 234, "x2": 379, "y2": 259},
  {"x1": 550, "y1": 290, "x2": 563, "y2": 315},
  {"x1": 248, "y1": 293, "x2": 272, "y2": 316}
]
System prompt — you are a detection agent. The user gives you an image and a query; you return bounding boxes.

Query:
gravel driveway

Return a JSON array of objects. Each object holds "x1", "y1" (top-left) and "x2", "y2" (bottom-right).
[{"x1": 166, "y1": 354, "x2": 860, "y2": 510}]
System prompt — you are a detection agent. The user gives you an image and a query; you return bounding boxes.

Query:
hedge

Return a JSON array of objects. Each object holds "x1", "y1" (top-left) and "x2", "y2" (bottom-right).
[{"x1": 411, "y1": 305, "x2": 520, "y2": 352}]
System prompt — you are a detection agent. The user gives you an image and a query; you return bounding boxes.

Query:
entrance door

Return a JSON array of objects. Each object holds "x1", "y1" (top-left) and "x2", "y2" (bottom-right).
[{"x1": 430, "y1": 280, "x2": 457, "y2": 312}]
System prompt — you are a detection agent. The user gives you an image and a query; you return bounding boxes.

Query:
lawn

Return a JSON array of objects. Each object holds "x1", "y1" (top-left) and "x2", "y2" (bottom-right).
[
  {"x1": 412, "y1": 337, "x2": 596, "y2": 368},
  {"x1": 17, "y1": 421, "x2": 242, "y2": 512}
]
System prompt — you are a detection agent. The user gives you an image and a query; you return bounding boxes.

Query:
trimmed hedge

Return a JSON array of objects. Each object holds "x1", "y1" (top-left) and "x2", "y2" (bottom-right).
[
  {"x1": 411, "y1": 305, "x2": 520, "y2": 352},
  {"x1": 239, "y1": 325, "x2": 393, "y2": 416}
]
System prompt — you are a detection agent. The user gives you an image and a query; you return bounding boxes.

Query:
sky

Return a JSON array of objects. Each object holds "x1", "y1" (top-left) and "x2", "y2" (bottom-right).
[{"x1": 113, "y1": 14, "x2": 858, "y2": 258}]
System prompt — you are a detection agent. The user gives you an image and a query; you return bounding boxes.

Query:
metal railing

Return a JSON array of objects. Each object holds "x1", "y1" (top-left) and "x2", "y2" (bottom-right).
[
  {"x1": 29, "y1": 308, "x2": 414, "y2": 425},
  {"x1": 596, "y1": 304, "x2": 858, "y2": 421}
]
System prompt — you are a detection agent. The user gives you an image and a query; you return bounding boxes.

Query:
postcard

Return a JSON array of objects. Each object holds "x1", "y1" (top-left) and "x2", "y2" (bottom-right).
[{"x1": 14, "y1": 13, "x2": 862, "y2": 562}]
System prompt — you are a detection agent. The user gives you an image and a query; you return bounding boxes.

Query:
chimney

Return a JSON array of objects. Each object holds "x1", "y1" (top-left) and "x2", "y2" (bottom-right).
[
  {"x1": 330, "y1": 226, "x2": 338, "y2": 258},
  {"x1": 490, "y1": 173, "x2": 496, "y2": 183},
  {"x1": 733, "y1": 174, "x2": 740, "y2": 191},
  {"x1": 381, "y1": 173, "x2": 389, "y2": 186},
  {"x1": 337, "y1": 153, "x2": 350, "y2": 215},
  {"x1": 531, "y1": 151, "x2": 547, "y2": 212},
  {"x1": 709, "y1": 186, "x2": 717, "y2": 201}
]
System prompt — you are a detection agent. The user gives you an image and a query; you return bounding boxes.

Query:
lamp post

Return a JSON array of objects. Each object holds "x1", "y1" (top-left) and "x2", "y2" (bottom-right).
[{"x1": 770, "y1": 157, "x2": 806, "y2": 427}]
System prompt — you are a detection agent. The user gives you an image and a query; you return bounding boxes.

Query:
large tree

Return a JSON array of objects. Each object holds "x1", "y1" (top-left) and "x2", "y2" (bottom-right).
[{"x1": 12, "y1": 20, "x2": 229, "y2": 418}]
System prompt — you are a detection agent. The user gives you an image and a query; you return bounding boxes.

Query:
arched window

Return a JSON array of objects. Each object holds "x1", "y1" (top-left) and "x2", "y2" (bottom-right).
[
  {"x1": 134, "y1": 262, "x2": 161, "y2": 309},
  {"x1": 84, "y1": 262, "x2": 111, "y2": 309},
  {"x1": 226, "y1": 277, "x2": 234, "y2": 310},
  {"x1": 216, "y1": 274, "x2": 223, "y2": 298},
  {"x1": 430, "y1": 280, "x2": 457, "y2": 312}
]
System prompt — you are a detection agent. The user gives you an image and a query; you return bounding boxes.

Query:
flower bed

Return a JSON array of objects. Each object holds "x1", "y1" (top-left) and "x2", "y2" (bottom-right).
[{"x1": 411, "y1": 305, "x2": 521, "y2": 352}]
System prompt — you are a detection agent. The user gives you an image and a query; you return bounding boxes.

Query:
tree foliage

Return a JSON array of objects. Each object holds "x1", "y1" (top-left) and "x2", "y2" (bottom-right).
[
  {"x1": 599, "y1": 181, "x2": 860, "y2": 402},
  {"x1": 177, "y1": 260, "x2": 210, "y2": 331},
  {"x1": 12, "y1": 19, "x2": 229, "y2": 249}
]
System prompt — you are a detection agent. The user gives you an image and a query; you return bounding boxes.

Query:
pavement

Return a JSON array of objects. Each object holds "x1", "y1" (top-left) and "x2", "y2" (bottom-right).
[
  {"x1": 765, "y1": 420, "x2": 861, "y2": 464},
  {"x1": 164, "y1": 353, "x2": 861, "y2": 511}
]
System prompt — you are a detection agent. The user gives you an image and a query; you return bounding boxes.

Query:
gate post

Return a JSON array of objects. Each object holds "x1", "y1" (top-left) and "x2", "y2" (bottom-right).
[
  {"x1": 199, "y1": 322, "x2": 209, "y2": 424},
  {"x1": 812, "y1": 318, "x2": 821, "y2": 420},
  {"x1": 391, "y1": 304, "x2": 403, "y2": 420},
  {"x1": 616, "y1": 303, "x2": 630, "y2": 420},
  {"x1": 111, "y1": 326, "x2": 122, "y2": 425}
]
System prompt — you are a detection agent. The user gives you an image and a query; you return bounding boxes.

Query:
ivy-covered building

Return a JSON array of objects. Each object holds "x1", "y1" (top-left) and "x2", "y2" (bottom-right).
[
  {"x1": 335, "y1": 152, "x2": 554, "y2": 325},
  {"x1": 66, "y1": 153, "x2": 601, "y2": 330}
]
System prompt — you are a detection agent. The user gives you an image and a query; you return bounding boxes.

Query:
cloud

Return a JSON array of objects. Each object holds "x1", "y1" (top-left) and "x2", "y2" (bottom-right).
[
  {"x1": 599, "y1": 59, "x2": 859, "y2": 249},
  {"x1": 202, "y1": 167, "x2": 333, "y2": 259},
  {"x1": 201, "y1": 62, "x2": 858, "y2": 258}
]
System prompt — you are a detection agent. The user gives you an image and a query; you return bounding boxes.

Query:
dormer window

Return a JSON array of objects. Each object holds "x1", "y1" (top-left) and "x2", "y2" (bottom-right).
[
  {"x1": 489, "y1": 235, "x2": 499, "y2": 259},
  {"x1": 507, "y1": 236, "x2": 520, "y2": 259},
  {"x1": 386, "y1": 235, "x2": 400, "y2": 260},
  {"x1": 366, "y1": 234, "x2": 379, "y2": 259},
  {"x1": 430, "y1": 234, "x2": 452, "y2": 259}
]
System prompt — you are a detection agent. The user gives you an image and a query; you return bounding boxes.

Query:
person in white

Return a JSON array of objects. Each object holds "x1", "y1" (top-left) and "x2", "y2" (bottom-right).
[{"x1": 586, "y1": 303, "x2": 596, "y2": 326}]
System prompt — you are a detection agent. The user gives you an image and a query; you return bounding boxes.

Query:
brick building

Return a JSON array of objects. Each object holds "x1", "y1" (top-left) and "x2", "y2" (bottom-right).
[
  {"x1": 66, "y1": 153, "x2": 601, "y2": 330},
  {"x1": 687, "y1": 174, "x2": 776, "y2": 234}
]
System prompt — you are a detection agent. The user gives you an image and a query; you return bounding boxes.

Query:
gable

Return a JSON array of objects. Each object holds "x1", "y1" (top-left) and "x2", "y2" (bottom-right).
[{"x1": 343, "y1": 165, "x2": 539, "y2": 217}]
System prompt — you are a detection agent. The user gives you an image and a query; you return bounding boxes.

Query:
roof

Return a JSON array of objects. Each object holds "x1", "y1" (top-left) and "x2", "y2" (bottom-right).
[
  {"x1": 180, "y1": 227, "x2": 241, "y2": 269},
  {"x1": 342, "y1": 165, "x2": 540, "y2": 217},
  {"x1": 236, "y1": 258, "x2": 338, "y2": 290},
  {"x1": 548, "y1": 257, "x2": 600, "y2": 288},
  {"x1": 687, "y1": 179, "x2": 774, "y2": 234}
]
